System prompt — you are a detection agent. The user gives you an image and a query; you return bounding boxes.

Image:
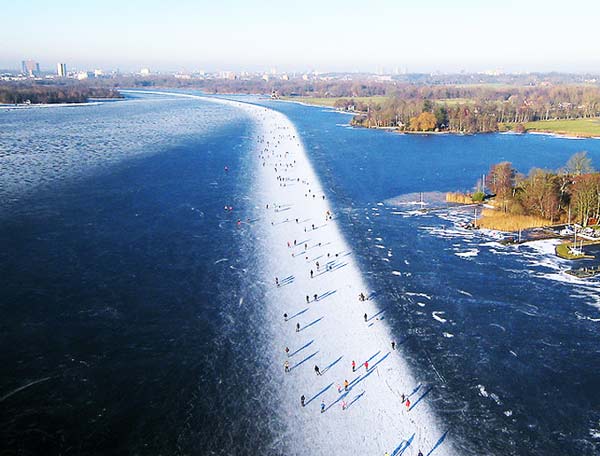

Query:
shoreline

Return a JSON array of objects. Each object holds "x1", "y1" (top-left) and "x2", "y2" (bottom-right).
[
  {"x1": 278, "y1": 99, "x2": 600, "y2": 139},
  {"x1": 0, "y1": 98, "x2": 123, "y2": 110}
]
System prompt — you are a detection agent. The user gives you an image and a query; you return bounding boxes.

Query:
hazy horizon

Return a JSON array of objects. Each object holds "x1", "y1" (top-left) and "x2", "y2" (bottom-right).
[{"x1": 3, "y1": 0, "x2": 600, "y2": 74}]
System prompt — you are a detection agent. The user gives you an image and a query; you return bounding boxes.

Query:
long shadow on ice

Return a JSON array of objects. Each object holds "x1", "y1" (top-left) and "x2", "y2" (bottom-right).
[
  {"x1": 426, "y1": 431, "x2": 448, "y2": 456},
  {"x1": 321, "y1": 355, "x2": 343, "y2": 374},
  {"x1": 315, "y1": 262, "x2": 348, "y2": 276},
  {"x1": 288, "y1": 307, "x2": 309, "y2": 320},
  {"x1": 299, "y1": 317, "x2": 324, "y2": 332},
  {"x1": 345, "y1": 390, "x2": 365, "y2": 410},
  {"x1": 408, "y1": 383, "x2": 422, "y2": 398},
  {"x1": 305, "y1": 382, "x2": 334, "y2": 406},
  {"x1": 279, "y1": 275, "x2": 295, "y2": 287},
  {"x1": 367, "y1": 352, "x2": 390, "y2": 372},
  {"x1": 362, "y1": 350, "x2": 381, "y2": 365},
  {"x1": 324, "y1": 390, "x2": 349, "y2": 412},
  {"x1": 316, "y1": 290, "x2": 336, "y2": 301},
  {"x1": 289, "y1": 339, "x2": 314, "y2": 357},
  {"x1": 391, "y1": 432, "x2": 415, "y2": 456},
  {"x1": 290, "y1": 351, "x2": 319, "y2": 371},
  {"x1": 409, "y1": 386, "x2": 433, "y2": 411},
  {"x1": 367, "y1": 308, "x2": 386, "y2": 322}
]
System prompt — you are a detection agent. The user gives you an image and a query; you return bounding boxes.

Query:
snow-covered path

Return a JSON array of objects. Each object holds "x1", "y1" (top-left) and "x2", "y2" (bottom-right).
[{"x1": 250, "y1": 106, "x2": 453, "y2": 456}]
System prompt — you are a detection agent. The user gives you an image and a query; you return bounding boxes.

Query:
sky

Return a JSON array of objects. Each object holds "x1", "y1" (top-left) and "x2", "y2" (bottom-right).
[{"x1": 2, "y1": 0, "x2": 600, "y2": 73}]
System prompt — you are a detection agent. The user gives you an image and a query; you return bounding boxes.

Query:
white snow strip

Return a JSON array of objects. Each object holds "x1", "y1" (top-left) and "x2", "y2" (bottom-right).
[
  {"x1": 248, "y1": 102, "x2": 453, "y2": 455},
  {"x1": 406, "y1": 292, "x2": 432, "y2": 300},
  {"x1": 432, "y1": 311, "x2": 447, "y2": 323},
  {"x1": 455, "y1": 248, "x2": 479, "y2": 258}
]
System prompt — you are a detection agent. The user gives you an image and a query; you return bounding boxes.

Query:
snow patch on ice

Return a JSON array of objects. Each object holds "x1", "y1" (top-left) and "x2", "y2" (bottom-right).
[
  {"x1": 477, "y1": 384, "x2": 489, "y2": 398},
  {"x1": 455, "y1": 248, "x2": 479, "y2": 258},
  {"x1": 432, "y1": 311, "x2": 447, "y2": 323},
  {"x1": 406, "y1": 292, "x2": 432, "y2": 300}
]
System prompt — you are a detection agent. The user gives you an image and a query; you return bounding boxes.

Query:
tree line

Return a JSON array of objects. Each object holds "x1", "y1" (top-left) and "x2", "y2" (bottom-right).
[
  {"x1": 0, "y1": 82, "x2": 121, "y2": 104},
  {"x1": 348, "y1": 84, "x2": 600, "y2": 133},
  {"x1": 484, "y1": 152, "x2": 600, "y2": 226}
]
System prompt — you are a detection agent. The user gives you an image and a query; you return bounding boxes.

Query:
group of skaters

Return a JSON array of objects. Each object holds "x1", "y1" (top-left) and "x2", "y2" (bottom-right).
[{"x1": 259, "y1": 124, "x2": 429, "y2": 456}]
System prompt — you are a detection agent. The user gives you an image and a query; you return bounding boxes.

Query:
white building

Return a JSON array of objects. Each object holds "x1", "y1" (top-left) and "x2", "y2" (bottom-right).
[
  {"x1": 56, "y1": 63, "x2": 67, "y2": 77},
  {"x1": 140, "y1": 68, "x2": 151, "y2": 76}
]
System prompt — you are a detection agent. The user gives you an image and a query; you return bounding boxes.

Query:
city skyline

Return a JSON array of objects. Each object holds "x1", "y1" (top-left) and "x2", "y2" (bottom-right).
[{"x1": 3, "y1": 0, "x2": 600, "y2": 73}]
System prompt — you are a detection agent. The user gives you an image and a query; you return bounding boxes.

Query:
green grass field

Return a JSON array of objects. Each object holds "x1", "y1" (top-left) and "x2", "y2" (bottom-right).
[
  {"x1": 437, "y1": 98, "x2": 475, "y2": 105},
  {"x1": 523, "y1": 118, "x2": 600, "y2": 137},
  {"x1": 280, "y1": 96, "x2": 389, "y2": 107}
]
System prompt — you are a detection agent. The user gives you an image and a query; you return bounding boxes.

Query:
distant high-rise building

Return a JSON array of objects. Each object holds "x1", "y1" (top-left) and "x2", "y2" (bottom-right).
[
  {"x1": 57, "y1": 63, "x2": 67, "y2": 77},
  {"x1": 21, "y1": 60, "x2": 40, "y2": 77},
  {"x1": 76, "y1": 71, "x2": 95, "y2": 80},
  {"x1": 140, "y1": 68, "x2": 151, "y2": 76}
]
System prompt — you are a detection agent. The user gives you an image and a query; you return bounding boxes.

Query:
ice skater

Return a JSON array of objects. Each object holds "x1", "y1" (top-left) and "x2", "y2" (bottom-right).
[
  {"x1": 314, "y1": 365, "x2": 321, "y2": 376},
  {"x1": 310, "y1": 270, "x2": 313, "y2": 278},
  {"x1": 296, "y1": 323, "x2": 300, "y2": 332},
  {"x1": 364, "y1": 313, "x2": 368, "y2": 322},
  {"x1": 344, "y1": 379, "x2": 349, "y2": 391},
  {"x1": 301, "y1": 395, "x2": 305, "y2": 407},
  {"x1": 391, "y1": 341, "x2": 396, "y2": 350},
  {"x1": 405, "y1": 398, "x2": 411, "y2": 411},
  {"x1": 351, "y1": 360, "x2": 356, "y2": 372},
  {"x1": 313, "y1": 293, "x2": 318, "y2": 302},
  {"x1": 284, "y1": 313, "x2": 288, "y2": 321},
  {"x1": 320, "y1": 401, "x2": 325, "y2": 413},
  {"x1": 275, "y1": 277, "x2": 279, "y2": 287},
  {"x1": 285, "y1": 347, "x2": 289, "y2": 356},
  {"x1": 306, "y1": 295, "x2": 310, "y2": 304},
  {"x1": 417, "y1": 451, "x2": 423, "y2": 456},
  {"x1": 341, "y1": 400, "x2": 347, "y2": 411},
  {"x1": 364, "y1": 361, "x2": 369, "y2": 371},
  {"x1": 284, "y1": 360, "x2": 289, "y2": 373}
]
